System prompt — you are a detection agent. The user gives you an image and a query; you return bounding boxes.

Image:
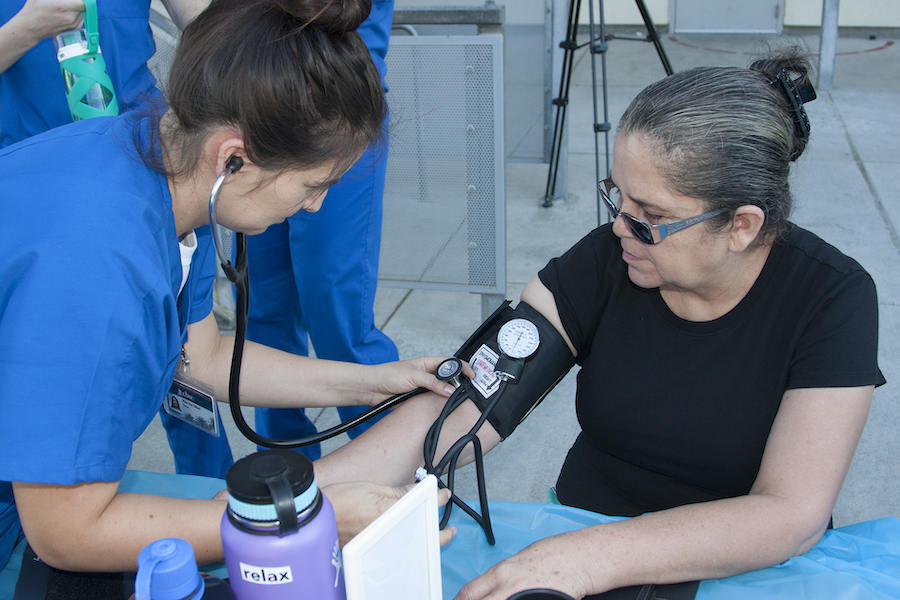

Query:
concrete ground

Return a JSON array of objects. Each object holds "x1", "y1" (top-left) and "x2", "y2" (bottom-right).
[{"x1": 129, "y1": 28, "x2": 900, "y2": 528}]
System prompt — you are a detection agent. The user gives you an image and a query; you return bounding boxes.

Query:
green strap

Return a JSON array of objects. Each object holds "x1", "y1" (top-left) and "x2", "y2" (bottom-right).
[{"x1": 82, "y1": 0, "x2": 99, "y2": 53}]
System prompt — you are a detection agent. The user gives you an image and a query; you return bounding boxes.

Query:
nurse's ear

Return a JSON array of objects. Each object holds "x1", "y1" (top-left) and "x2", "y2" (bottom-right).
[
  {"x1": 209, "y1": 131, "x2": 249, "y2": 178},
  {"x1": 728, "y1": 205, "x2": 767, "y2": 253}
]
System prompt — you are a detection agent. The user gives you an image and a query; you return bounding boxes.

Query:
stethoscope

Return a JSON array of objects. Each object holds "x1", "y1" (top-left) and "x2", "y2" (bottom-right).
[
  {"x1": 207, "y1": 156, "x2": 426, "y2": 450},
  {"x1": 207, "y1": 158, "x2": 537, "y2": 543}
]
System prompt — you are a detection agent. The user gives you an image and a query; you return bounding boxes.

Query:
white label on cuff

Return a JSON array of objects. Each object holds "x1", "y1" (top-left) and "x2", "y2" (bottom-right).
[{"x1": 470, "y1": 345, "x2": 501, "y2": 398}]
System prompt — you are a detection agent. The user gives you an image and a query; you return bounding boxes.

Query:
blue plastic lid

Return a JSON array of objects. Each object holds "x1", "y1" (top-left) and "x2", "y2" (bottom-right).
[{"x1": 135, "y1": 538, "x2": 203, "y2": 600}]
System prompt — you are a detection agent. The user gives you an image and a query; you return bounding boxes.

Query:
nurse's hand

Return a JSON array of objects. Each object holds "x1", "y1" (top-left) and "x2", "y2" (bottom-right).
[
  {"x1": 324, "y1": 481, "x2": 456, "y2": 547},
  {"x1": 367, "y1": 356, "x2": 475, "y2": 405}
]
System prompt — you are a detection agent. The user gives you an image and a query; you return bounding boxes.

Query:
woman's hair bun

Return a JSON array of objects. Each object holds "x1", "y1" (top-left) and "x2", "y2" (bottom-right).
[
  {"x1": 748, "y1": 47, "x2": 813, "y2": 86},
  {"x1": 749, "y1": 48, "x2": 815, "y2": 160},
  {"x1": 272, "y1": 0, "x2": 373, "y2": 34}
]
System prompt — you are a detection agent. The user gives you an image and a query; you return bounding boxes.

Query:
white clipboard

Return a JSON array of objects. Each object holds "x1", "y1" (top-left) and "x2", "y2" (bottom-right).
[{"x1": 342, "y1": 474, "x2": 443, "y2": 600}]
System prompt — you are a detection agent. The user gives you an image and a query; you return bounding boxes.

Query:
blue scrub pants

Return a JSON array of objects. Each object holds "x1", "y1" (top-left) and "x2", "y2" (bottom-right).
[
  {"x1": 246, "y1": 134, "x2": 398, "y2": 460},
  {"x1": 159, "y1": 410, "x2": 233, "y2": 479}
]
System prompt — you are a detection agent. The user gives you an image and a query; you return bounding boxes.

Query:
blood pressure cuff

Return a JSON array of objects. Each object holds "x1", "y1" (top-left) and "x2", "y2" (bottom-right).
[{"x1": 454, "y1": 301, "x2": 576, "y2": 439}]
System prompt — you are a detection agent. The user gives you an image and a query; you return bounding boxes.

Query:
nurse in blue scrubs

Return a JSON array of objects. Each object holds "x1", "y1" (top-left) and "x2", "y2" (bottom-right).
[{"x1": 0, "y1": 0, "x2": 455, "y2": 577}]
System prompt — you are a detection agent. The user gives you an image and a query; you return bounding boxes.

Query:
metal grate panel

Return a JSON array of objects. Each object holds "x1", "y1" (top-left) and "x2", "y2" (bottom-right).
[{"x1": 380, "y1": 35, "x2": 505, "y2": 294}]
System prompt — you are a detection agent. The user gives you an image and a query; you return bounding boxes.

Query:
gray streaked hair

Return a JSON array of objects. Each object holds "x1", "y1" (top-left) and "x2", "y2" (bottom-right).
[{"x1": 618, "y1": 48, "x2": 814, "y2": 244}]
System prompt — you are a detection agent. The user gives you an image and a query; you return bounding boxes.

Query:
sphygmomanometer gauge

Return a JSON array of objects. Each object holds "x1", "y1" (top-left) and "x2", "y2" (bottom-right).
[{"x1": 497, "y1": 318, "x2": 540, "y2": 359}]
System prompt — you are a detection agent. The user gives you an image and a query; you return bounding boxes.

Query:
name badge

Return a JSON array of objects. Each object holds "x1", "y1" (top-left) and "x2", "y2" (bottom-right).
[{"x1": 165, "y1": 347, "x2": 221, "y2": 437}]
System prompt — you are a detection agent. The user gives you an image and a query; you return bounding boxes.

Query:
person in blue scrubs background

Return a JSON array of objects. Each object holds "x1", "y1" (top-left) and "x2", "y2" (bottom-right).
[
  {"x1": 0, "y1": 0, "x2": 239, "y2": 480},
  {"x1": 0, "y1": 0, "x2": 208, "y2": 147},
  {"x1": 247, "y1": 0, "x2": 397, "y2": 460},
  {"x1": 0, "y1": 0, "x2": 456, "y2": 587}
]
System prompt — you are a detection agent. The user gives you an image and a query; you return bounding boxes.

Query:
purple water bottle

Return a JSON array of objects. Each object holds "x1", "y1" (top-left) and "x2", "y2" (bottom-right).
[{"x1": 221, "y1": 449, "x2": 346, "y2": 600}]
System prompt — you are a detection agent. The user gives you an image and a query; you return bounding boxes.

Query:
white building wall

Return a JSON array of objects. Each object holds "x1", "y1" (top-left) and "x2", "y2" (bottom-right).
[
  {"x1": 394, "y1": 0, "x2": 545, "y2": 25},
  {"x1": 577, "y1": 0, "x2": 670, "y2": 27},
  {"x1": 393, "y1": 0, "x2": 898, "y2": 29},
  {"x1": 785, "y1": 0, "x2": 900, "y2": 27}
]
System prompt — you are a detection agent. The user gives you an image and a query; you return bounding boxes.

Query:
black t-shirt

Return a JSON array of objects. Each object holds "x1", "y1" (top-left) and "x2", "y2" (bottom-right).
[{"x1": 539, "y1": 224, "x2": 885, "y2": 517}]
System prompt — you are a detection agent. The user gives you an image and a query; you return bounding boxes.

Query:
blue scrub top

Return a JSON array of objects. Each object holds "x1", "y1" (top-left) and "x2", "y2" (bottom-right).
[
  {"x1": 0, "y1": 113, "x2": 216, "y2": 570},
  {"x1": 0, "y1": 0, "x2": 160, "y2": 148}
]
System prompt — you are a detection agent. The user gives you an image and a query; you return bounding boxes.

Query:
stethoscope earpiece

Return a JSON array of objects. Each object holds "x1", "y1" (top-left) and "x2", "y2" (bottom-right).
[{"x1": 226, "y1": 155, "x2": 244, "y2": 174}]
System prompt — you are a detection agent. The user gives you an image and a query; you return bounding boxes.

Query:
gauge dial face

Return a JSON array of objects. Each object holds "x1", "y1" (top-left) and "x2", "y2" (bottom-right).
[{"x1": 497, "y1": 319, "x2": 540, "y2": 359}]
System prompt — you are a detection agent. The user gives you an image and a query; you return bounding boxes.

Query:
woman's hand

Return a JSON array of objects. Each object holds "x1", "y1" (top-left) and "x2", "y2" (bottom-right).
[
  {"x1": 323, "y1": 481, "x2": 456, "y2": 547},
  {"x1": 454, "y1": 536, "x2": 592, "y2": 600},
  {"x1": 366, "y1": 356, "x2": 475, "y2": 405}
]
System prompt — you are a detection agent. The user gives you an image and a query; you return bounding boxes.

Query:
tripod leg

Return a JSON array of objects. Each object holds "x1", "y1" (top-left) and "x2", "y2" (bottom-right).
[
  {"x1": 634, "y1": 0, "x2": 674, "y2": 75},
  {"x1": 544, "y1": 0, "x2": 581, "y2": 206},
  {"x1": 590, "y1": 0, "x2": 612, "y2": 225}
]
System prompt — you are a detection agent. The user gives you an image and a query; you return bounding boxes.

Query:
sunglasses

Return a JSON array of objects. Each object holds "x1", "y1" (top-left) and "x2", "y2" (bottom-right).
[{"x1": 599, "y1": 178, "x2": 727, "y2": 245}]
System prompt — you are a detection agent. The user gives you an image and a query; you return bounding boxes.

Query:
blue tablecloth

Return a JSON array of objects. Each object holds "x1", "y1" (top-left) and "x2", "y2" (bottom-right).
[
  {"x1": 3, "y1": 471, "x2": 899, "y2": 600},
  {"x1": 440, "y1": 500, "x2": 900, "y2": 600}
]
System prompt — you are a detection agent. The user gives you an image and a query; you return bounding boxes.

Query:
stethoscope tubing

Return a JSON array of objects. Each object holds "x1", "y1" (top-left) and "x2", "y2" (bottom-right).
[
  {"x1": 209, "y1": 162, "x2": 428, "y2": 449},
  {"x1": 209, "y1": 166, "x2": 498, "y2": 543},
  {"x1": 226, "y1": 230, "x2": 428, "y2": 448}
]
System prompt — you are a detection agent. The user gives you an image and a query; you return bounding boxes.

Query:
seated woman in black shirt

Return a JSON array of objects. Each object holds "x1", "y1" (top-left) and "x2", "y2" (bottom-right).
[{"x1": 314, "y1": 49, "x2": 884, "y2": 599}]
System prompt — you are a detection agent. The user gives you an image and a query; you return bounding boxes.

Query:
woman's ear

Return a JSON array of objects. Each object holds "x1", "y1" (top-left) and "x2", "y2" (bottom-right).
[{"x1": 729, "y1": 205, "x2": 767, "y2": 252}]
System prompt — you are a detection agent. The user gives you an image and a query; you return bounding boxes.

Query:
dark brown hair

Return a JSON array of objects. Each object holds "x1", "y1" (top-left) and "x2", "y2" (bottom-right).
[
  {"x1": 618, "y1": 48, "x2": 815, "y2": 245},
  {"x1": 143, "y1": 0, "x2": 385, "y2": 180}
]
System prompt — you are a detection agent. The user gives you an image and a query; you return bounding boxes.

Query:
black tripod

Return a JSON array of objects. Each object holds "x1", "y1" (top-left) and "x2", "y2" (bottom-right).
[{"x1": 543, "y1": 0, "x2": 674, "y2": 220}]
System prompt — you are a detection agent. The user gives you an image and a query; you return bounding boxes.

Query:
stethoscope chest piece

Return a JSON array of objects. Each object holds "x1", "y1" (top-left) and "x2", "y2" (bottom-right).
[{"x1": 436, "y1": 357, "x2": 464, "y2": 389}]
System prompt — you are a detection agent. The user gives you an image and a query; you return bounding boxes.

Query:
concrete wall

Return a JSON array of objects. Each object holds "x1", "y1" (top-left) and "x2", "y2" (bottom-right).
[
  {"x1": 785, "y1": 0, "x2": 900, "y2": 27},
  {"x1": 576, "y1": 0, "x2": 669, "y2": 27},
  {"x1": 394, "y1": 0, "x2": 544, "y2": 25},
  {"x1": 391, "y1": 0, "x2": 669, "y2": 27},
  {"x1": 393, "y1": 0, "x2": 899, "y2": 29}
]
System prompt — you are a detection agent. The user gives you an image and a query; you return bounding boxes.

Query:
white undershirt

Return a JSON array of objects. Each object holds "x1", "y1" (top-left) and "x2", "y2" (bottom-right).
[{"x1": 178, "y1": 230, "x2": 198, "y2": 297}]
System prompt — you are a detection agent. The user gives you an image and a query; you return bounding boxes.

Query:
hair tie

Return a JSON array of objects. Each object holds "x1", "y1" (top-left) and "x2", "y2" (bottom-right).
[{"x1": 771, "y1": 68, "x2": 817, "y2": 138}]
